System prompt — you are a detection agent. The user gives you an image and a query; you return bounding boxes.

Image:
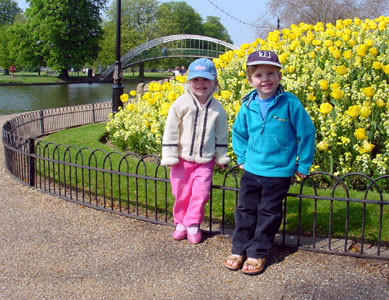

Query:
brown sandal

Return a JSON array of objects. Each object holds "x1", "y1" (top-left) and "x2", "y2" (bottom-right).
[
  {"x1": 224, "y1": 255, "x2": 246, "y2": 271},
  {"x1": 241, "y1": 257, "x2": 267, "y2": 275}
]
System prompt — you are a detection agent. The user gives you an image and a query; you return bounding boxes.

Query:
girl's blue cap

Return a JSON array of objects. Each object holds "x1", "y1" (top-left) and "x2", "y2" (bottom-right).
[{"x1": 187, "y1": 58, "x2": 217, "y2": 81}]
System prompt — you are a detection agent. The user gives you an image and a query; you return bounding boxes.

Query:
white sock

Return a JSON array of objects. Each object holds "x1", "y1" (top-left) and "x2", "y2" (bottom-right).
[
  {"x1": 187, "y1": 225, "x2": 199, "y2": 234},
  {"x1": 176, "y1": 224, "x2": 186, "y2": 231}
]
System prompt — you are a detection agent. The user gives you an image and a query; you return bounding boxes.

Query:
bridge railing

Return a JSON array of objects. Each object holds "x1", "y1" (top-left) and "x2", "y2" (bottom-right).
[
  {"x1": 101, "y1": 34, "x2": 239, "y2": 81},
  {"x1": 123, "y1": 48, "x2": 226, "y2": 68},
  {"x1": 2, "y1": 102, "x2": 388, "y2": 260}
]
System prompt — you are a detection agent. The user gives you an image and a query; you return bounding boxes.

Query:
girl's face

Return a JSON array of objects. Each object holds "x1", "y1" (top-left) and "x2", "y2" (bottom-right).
[
  {"x1": 188, "y1": 77, "x2": 216, "y2": 103},
  {"x1": 248, "y1": 65, "x2": 281, "y2": 99}
]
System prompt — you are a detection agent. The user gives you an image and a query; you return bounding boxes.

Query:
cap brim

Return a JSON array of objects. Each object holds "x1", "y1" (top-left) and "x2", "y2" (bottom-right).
[
  {"x1": 187, "y1": 71, "x2": 216, "y2": 81},
  {"x1": 246, "y1": 61, "x2": 281, "y2": 68}
]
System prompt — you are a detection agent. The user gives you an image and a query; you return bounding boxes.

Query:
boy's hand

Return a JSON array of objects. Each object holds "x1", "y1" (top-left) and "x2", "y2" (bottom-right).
[{"x1": 295, "y1": 171, "x2": 307, "y2": 179}]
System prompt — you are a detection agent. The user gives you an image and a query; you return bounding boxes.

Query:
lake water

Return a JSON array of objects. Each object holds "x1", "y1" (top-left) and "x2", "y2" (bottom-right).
[{"x1": 0, "y1": 82, "x2": 138, "y2": 115}]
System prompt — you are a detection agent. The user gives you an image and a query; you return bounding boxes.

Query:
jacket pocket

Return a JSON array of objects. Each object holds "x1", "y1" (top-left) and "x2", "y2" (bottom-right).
[{"x1": 248, "y1": 135, "x2": 289, "y2": 167}]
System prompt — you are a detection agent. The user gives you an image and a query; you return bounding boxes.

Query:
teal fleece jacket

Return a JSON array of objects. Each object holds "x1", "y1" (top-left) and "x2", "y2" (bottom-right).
[{"x1": 232, "y1": 86, "x2": 316, "y2": 177}]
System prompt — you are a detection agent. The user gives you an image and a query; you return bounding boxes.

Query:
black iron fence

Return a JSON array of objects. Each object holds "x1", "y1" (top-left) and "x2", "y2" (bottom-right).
[{"x1": 2, "y1": 102, "x2": 388, "y2": 260}]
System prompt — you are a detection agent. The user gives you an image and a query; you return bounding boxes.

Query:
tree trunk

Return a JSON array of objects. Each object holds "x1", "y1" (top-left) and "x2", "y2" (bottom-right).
[
  {"x1": 60, "y1": 68, "x2": 69, "y2": 79},
  {"x1": 138, "y1": 63, "x2": 145, "y2": 78}
]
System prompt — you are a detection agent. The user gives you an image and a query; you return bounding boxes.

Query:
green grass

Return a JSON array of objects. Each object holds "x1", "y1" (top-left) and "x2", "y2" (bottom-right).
[
  {"x1": 38, "y1": 123, "x2": 389, "y2": 243},
  {"x1": 0, "y1": 72, "x2": 64, "y2": 84},
  {"x1": 0, "y1": 71, "x2": 172, "y2": 85}
]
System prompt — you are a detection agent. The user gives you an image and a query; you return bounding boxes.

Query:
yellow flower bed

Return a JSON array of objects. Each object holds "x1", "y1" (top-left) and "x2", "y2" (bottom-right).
[{"x1": 107, "y1": 16, "x2": 389, "y2": 177}]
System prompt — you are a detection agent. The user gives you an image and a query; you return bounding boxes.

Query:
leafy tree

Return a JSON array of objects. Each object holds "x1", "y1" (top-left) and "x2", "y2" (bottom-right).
[
  {"x1": 11, "y1": 21, "x2": 46, "y2": 74},
  {"x1": 96, "y1": 0, "x2": 234, "y2": 73},
  {"x1": 0, "y1": 0, "x2": 22, "y2": 25},
  {"x1": 97, "y1": 0, "x2": 158, "y2": 69},
  {"x1": 155, "y1": 1, "x2": 203, "y2": 36},
  {"x1": 0, "y1": 26, "x2": 12, "y2": 73},
  {"x1": 105, "y1": 0, "x2": 158, "y2": 41},
  {"x1": 202, "y1": 16, "x2": 232, "y2": 44},
  {"x1": 25, "y1": 0, "x2": 108, "y2": 78},
  {"x1": 255, "y1": 0, "x2": 389, "y2": 38}
]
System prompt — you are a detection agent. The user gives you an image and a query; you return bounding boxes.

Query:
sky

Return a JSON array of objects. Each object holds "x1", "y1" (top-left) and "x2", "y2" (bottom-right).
[{"x1": 15, "y1": 0, "x2": 267, "y2": 46}]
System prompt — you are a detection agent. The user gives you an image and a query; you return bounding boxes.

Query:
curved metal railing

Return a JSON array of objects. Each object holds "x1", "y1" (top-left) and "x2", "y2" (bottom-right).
[
  {"x1": 101, "y1": 34, "x2": 239, "y2": 81},
  {"x1": 2, "y1": 102, "x2": 388, "y2": 259}
]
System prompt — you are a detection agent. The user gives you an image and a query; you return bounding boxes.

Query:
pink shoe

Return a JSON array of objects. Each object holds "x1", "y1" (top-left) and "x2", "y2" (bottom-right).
[
  {"x1": 187, "y1": 230, "x2": 202, "y2": 244},
  {"x1": 172, "y1": 229, "x2": 187, "y2": 240}
]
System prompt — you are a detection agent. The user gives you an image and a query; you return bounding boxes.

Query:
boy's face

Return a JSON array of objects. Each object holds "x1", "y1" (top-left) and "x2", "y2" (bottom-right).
[
  {"x1": 248, "y1": 65, "x2": 282, "y2": 99},
  {"x1": 188, "y1": 77, "x2": 216, "y2": 102}
]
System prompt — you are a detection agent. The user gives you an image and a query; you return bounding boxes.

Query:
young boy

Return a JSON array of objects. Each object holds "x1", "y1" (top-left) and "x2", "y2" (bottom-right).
[
  {"x1": 161, "y1": 58, "x2": 230, "y2": 244},
  {"x1": 224, "y1": 50, "x2": 316, "y2": 275}
]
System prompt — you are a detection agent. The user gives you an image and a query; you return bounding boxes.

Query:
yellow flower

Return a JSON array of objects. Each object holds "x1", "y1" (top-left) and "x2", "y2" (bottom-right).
[
  {"x1": 346, "y1": 105, "x2": 361, "y2": 117},
  {"x1": 360, "y1": 106, "x2": 371, "y2": 118},
  {"x1": 357, "y1": 45, "x2": 366, "y2": 57},
  {"x1": 369, "y1": 47, "x2": 378, "y2": 56},
  {"x1": 330, "y1": 83, "x2": 340, "y2": 90},
  {"x1": 343, "y1": 50, "x2": 353, "y2": 60},
  {"x1": 319, "y1": 79, "x2": 329, "y2": 90},
  {"x1": 354, "y1": 128, "x2": 366, "y2": 140},
  {"x1": 383, "y1": 65, "x2": 389, "y2": 74},
  {"x1": 336, "y1": 65, "x2": 348, "y2": 75},
  {"x1": 278, "y1": 53, "x2": 289, "y2": 64},
  {"x1": 129, "y1": 90, "x2": 137, "y2": 97},
  {"x1": 362, "y1": 87, "x2": 374, "y2": 97},
  {"x1": 167, "y1": 92, "x2": 178, "y2": 102},
  {"x1": 120, "y1": 93, "x2": 129, "y2": 103},
  {"x1": 340, "y1": 136, "x2": 350, "y2": 145},
  {"x1": 318, "y1": 103, "x2": 333, "y2": 114},
  {"x1": 161, "y1": 103, "x2": 171, "y2": 115},
  {"x1": 317, "y1": 141, "x2": 329, "y2": 151},
  {"x1": 236, "y1": 49, "x2": 245, "y2": 58},
  {"x1": 312, "y1": 39, "x2": 321, "y2": 46},
  {"x1": 126, "y1": 103, "x2": 135, "y2": 111},
  {"x1": 376, "y1": 99, "x2": 385, "y2": 108},
  {"x1": 365, "y1": 39, "x2": 374, "y2": 47},
  {"x1": 221, "y1": 90, "x2": 231, "y2": 100},
  {"x1": 175, "y1": 75, "x2": 186, "y2": 83},
  {"x1": 362, "y1": 140, "x2": 375, "y2": 153},
  {"x1": 233, "y1": 100, "x2": 241, "y2": 113},
  {"x1": 287, "y1": 66, "x2": 295, "y2": 73},
  {"x1": 307, "y1": 93, "x2": 316, "y2": 101},
  {"x1": 143, "y1": 92, "x2": 152, "y2": 100},
  {"x1": 331, "y1": 49, "x2": 341, "y2": 59},
  {"x1": 372, "y1": 61, "x2": 383, "y2": 70},
  {"x1": 331, "y1": 89, "x2": 344, "y2": 100},
  {"x1": 324, "y1": 40, "x2": 333, "y2": 47}
]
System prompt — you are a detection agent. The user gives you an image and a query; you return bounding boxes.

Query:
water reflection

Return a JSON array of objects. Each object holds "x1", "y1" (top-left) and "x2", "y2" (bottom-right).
[{"x1": 0, "y1": 83, "x2": 137, "y2": 115}]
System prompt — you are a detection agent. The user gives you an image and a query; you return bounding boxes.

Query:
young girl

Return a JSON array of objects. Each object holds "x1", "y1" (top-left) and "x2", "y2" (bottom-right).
[{"x1": 161, "y1": 58, "x2": 230, "y2": 244}]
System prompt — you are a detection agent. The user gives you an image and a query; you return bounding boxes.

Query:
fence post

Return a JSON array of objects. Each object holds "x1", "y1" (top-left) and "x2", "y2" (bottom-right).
[
  {"x1": 39, "y1": 110, "x2": 44, "y2": 135},
  {"x1": 92, "y1": 103, "x2": 96, "y2": 123},
  {"x1": 28, "y1": 138, "x2": 35, "y2": 187}
]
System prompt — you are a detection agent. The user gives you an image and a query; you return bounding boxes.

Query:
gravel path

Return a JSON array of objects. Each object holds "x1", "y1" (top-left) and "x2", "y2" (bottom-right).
[{"x1": 0, "y1": 113, "x2": 388, "y2": 300}]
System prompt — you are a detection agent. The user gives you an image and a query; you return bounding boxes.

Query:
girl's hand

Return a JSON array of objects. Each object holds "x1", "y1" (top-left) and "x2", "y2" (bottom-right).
[
  {"x1": 239, "y1": 164, "x2": 244, "y2": 170},
  {"x1": 217, "y1": 164, "x2": 228, "y2": 170}
]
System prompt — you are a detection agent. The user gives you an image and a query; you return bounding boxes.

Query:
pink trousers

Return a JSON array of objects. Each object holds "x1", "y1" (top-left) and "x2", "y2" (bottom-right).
[{"x1": 170, "y1": 158, "x2": 215, "y2": 227}]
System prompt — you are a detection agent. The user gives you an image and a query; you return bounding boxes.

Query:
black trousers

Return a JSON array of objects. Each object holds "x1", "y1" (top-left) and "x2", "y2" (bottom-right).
[{"x1": 232, "y1": 171, "x2": 291, "y2": 258}]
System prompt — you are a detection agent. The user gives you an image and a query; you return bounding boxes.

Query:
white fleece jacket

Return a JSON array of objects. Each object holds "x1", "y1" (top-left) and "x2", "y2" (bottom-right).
[{"x1": 161, "y1": 85, "x2": 230, "y2": 166}]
